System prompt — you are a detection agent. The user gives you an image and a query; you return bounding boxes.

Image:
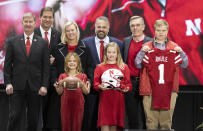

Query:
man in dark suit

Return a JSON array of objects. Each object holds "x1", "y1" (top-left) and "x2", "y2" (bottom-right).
[
  {"x1": 34, "y1": 7, "x2": 61, "y2": 131},
  {"x1": 34, "y1": 7, "x2": 61, "y2": 65},
  {"x1": 123, "y1": 16, "x2": 152, "y2": 129},
  {"x1": 82, "y1": 16, "x2": 123, "y2": 131},
  {"x1": 4, "y1": 12, "x2": 49, "y2": 131}
]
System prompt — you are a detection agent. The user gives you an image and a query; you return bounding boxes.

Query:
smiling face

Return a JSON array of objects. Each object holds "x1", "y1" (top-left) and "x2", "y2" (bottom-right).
[
  {"x1": 22, "y1": 15, "x2": 36, "y2": 35},
  {"x1": 106, "y1": 46, "x2": 117, "y2": 63},
  {"x1": 67, "y1": 55, "x2": 78, "y2": 71},
  {"x1": 130, "y1": 18, "x2": 145, "y2": 38},
  {"x1": 66, "y1": 24, "x2": 77, "y2": 41},
  {"x1": 95, "y1": 19, "x2": 109, "y2": 39},
  {"x1": 40, "y1": 10, "x2": 54, "y2": 31}
]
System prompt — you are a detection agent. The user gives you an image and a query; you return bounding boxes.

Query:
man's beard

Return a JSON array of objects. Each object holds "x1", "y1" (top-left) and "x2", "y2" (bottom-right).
[{"x1": 96, "y1": 31, "x2": 108, "y2": 39}]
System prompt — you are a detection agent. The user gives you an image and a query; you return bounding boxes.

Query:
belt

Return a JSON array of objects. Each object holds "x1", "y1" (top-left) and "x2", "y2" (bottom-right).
[{"x1": 130, "y1": 76, "x2": 140, "y2": 81}]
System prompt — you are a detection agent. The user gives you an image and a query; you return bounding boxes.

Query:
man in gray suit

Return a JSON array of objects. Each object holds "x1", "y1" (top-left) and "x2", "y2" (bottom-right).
[
  {"x1": 4, "y1": 12, "x2": 49, "y2": 131},
  {"x1": 123, "y1": 16, "x2": 152, "y2": 129}
]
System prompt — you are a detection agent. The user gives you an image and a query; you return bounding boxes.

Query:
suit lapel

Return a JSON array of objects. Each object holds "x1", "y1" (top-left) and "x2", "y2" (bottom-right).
[
  {"x1": 29, "y1": 35, "x2": 38, "y2": 58},
  {"x1": 124, "y1": 36, "x2": 133, "y2": 62},
  {"x1": 35, "y1": 27, "x2": 42, "y2": 37},
  {"x1": 58, "y1": 43, "x2": 68, "y2": 58},
  {"x1": 75, "y1": 41, "x2": 85, "y2": 57},
  {"x1": 109, "y1": 37, "x2": 113, "y2": 42},
  {"x1": 91, "y1": 38, "x2": 100, "y2": 64},
  {"x1": 143, "y1": 36, "x2": 151, "y2": 43},
  {"x1": 19, "y1": 35, "x2": 28, "y2": 57},
  {"x1": 50, "y1": 28, "x2": 56, "y2": 45}
]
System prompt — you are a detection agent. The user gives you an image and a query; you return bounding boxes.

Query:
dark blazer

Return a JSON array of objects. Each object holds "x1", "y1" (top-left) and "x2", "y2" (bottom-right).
[
  {"x1": 123, "y1": 35, "x2": 152, "y2": 63},
  {"x1": 4, "y1": 34, "x2": 50, "y2": 91},
  {"x1": 51, "y1": 41, "x2": 94, "y2": 83},
  {"x1": 82, "y1": 36, "x2": 123, "y2": 67},
  {"x1": 34, "y1": 27, "x2": 61, "y2": 56}
]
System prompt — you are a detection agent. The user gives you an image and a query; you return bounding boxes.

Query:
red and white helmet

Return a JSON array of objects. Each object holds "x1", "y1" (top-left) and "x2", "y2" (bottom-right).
[{"x1": 101, "y1": 69, "x2": 124, "y2": 88}]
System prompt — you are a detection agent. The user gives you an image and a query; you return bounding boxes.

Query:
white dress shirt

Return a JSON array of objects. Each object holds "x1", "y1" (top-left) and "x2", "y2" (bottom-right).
[
  {"x1": 95, "y1": 36, "x2": 110, "y2": 61},
  {"x1": 40, "y1": 26, "x2": 51, "y2": 42},
  {"x1": 24, "y1": 33, "x2": 34, "y2": 45}
]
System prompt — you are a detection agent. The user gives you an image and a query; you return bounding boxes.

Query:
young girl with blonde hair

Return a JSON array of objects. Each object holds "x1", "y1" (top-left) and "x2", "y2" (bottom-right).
[
  {"x1": 55, "y1": 52, "x2": 90, "y2": 131},
  {"x1": 94, "y1": 42, "x2": 132, "y2": 131}
]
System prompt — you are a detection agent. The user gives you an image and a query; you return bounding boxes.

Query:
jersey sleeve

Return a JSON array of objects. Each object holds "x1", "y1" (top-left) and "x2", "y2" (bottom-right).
[
  {"x1": 174, "y1": 53, "x2": 182, "y2": 65},
  {"x1": 169, "y1": 50, "x2": 183, "y2": 66},
  {"x1": 142, "y1": 53, "x2": 150, "y2": 67}
]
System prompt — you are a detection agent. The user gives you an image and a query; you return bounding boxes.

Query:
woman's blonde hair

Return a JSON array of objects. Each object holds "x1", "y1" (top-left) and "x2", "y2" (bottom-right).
[
  {"x1": 61, "y1": 21, "x2": 80, "y2": 43},
  {"x1": 64, "y1": 52, "x2": 82, "y2": 74},
  {"x1": 103, "y1": 42, "x2": 123, "y2": 67}
]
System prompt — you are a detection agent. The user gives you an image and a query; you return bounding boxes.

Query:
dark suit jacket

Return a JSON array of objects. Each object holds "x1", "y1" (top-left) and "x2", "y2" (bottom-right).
[
  {"x1": 82, "y1": 36, "x2": 123, "y2": 94},
  {"x1": 123, "y1": 35, "x2": 152, "y2": 63},
  {"x1": 34, "y1": 27, "x2": 61, "y2": 57},
  {"x1": 4, "y1": 34, "x2": 50, "y2": 91},
  {"x1": 51, "y1": 41, "x2": 94, "y2": 83},
  {"x1": 82, "y1": 36, "x2": 123, "y2": 66}
]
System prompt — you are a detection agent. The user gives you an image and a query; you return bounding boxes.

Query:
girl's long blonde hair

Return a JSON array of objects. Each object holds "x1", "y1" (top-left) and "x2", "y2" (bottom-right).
[
  {"x1": 103, "y1": 42, "x2": 123, "y2": 67},
  {"x1": 64, "y1": 52, "x2": 82, "y2": 74}
]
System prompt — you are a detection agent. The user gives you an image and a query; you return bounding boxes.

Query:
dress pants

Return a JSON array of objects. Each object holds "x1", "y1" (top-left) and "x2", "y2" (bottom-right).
[
  {"x1": 83, "y1": 93, "x2": 99, "y2": 131},
  {"x1": 42, "y1": 84, "x2": 62, "y2": 131},
  {"x1": 42, "y1": 90, "x2": 49, "y2": 131},
  {"x1": 125, "y1": 76, "x2": 146, "y2": 129},
  {"x1": 143, "y1": 92, "x2": 178, "y2": 130},
  {"x1": 7, "y1": 81, "x2": 41, "y2": 131}
]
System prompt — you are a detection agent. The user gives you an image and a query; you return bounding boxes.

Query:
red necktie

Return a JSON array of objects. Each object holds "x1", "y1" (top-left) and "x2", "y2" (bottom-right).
[
  {"x1": 26, "y1": 37, "x2": 31, "y2": 55},
  {"x1": 44, "y1": 31, "x2": 49, "y2": 45},
  {"x1": 100, "y1": 40, "x2": 104, "y2": 62}
]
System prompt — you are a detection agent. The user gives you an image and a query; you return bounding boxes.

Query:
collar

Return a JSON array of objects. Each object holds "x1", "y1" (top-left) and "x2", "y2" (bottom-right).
[
  {"x1": 58, "y1": 41, "x2": 85, "y2": 48},
  {"x1": 132, "y1": 34, "x2": 145, "y2": 42},
  {"x1": 40, "y1": 26, "x2": 51, "y2": 35},
  {"x1": 24, "y1": 32, "x2": 34, "y2": 40},
  {"x1": 153, "y1": 37, "x2": 168, "y2": 45},
  {"x1": 95, "y1": 35, "x2": 109, "y2": 44}
]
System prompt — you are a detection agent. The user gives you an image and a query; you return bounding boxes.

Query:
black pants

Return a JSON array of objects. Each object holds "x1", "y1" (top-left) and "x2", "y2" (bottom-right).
[
  {"x1": 82, "y1": 93, "x2": 99, "y2": 131},
  {"x1": 125, "y1": 77, "x2": 146, "y2": 129},
  {"x1": 7, "y1": 82, "x2": 41, "y2": 131},
  {"x1": 43, "y1": 87, "x2": 61, "y2": 130},
  {"x1": 0, "y1": 89, "x2": 9, "y2": 131}
]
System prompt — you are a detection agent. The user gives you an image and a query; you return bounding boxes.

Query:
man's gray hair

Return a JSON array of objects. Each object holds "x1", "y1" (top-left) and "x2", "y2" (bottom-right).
[
  {"x1": 129, "y1": 16, "x2": 145, "y2": 25},
  {"x1": 23, "y1": 12, "x2": 36, "y2": 22}
]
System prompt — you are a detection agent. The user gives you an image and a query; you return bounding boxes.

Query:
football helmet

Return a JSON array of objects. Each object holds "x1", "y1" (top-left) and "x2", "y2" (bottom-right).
[{"x1": 101, "y1": 69, "x2": 124, "y2": 88}]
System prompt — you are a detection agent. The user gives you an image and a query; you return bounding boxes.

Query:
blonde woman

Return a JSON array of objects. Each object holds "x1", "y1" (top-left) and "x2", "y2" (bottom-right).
[
  {"x1": 53, "y1": 21, "x2": 93, "y2": 90},
  {"x1": 50, "y1": 21, "x2": 93, "y2": 130},
  {"x1": 94, "y1": 42, "x2": 132, "y2": 131}
]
